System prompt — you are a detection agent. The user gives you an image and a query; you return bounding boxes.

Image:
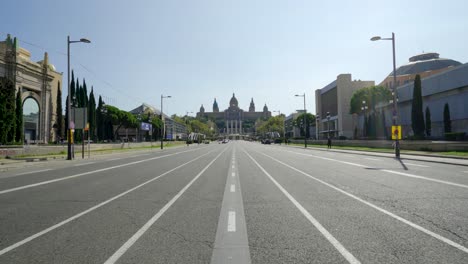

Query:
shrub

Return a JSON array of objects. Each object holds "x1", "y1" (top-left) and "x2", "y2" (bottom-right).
[{"x1": 444, "y1": 132, "x2": 466, "y2": 141}]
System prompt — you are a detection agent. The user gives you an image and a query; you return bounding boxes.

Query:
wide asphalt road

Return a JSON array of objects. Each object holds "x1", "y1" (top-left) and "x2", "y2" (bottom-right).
[{"x1": 0, "y1": 141, "x2": 467, "y2": 263}]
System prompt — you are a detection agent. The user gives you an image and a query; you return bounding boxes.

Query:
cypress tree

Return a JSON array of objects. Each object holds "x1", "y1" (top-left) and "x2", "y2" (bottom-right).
[
  {"x1": 56, "y1": 82, "x2": 63, "y2": 139},
  {"x1": 443, "y1": 103, "x2": 451, "y2": 133},
  {"x1": 83, "y1": 79, "x2": 88, "y2": 107},
  {"x1": 0, "y1": 78, "x2": 16, "y2": 144},
  {"x1": 70, "y1": 71, "x2": 75, "y2": 106},
  {"x1": 425, "y1": 107, "x2": 431, "y2": 137},
  {"x1": 411, "y1": 75, "x2": 425, "y2": 138},
  {"x1": 88, "y1": 87, "x2": 96, "y2": 140},
  {"x1": 96, "y1": 95, "x2": 103, "y2": 140},
  {"x1": 15, "y1": 89, "x2": 23, "y2": 143}
]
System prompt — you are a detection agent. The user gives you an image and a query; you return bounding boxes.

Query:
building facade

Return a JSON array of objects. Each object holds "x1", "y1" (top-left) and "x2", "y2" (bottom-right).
[
  {"x1": 0, "y1": 35, "x2": 63, "y2": 143},
  {"x1": 379, "y1": 63, "x2": 468, "y2": 139},
  {"x1": 315, "y1": 74, "x2": 374, "y2": 138},
  {"x1": 197, "y1": 93, "x2": 271, "y2": 135}
]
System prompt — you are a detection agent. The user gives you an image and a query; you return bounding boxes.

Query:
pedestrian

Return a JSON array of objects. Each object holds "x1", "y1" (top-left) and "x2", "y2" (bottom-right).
[{"x1": 327, "y1": 136, "x2": 332, "y2": 149}]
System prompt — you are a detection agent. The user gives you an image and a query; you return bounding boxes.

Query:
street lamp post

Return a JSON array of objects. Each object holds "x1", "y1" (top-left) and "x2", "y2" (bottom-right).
[
  {"x1": 371, "y1": 32, "x2": 400, "y2": 158},
  {"x1": 295, "y1": 93, "x2": 307, "y2": 148},
  {"x1": 185, "y1": 111, "x2": 193, "y2": 140},
  {"x1": 361, "y1": 100, "x2": 368, "y2": 138},
  {"x1": 160, "y1": 94, "x2": 171, "y2": 149},
  {"x1": 316, "y1": 114, "x2": 320, "y2": 140},
  {"x1": 326, "y1": 112, "x2": 331, "y2": 138},
  {"x1": 67, "y1": 36, "x2": 90, "y2": 160}
]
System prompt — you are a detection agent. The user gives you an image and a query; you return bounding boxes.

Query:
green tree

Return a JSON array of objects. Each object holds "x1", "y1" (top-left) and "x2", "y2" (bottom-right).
[
  {"x1": 106, "y1": 105, "x2": 138, "y2": 139},
  {"x1": 88, "y1": 87, "x2": 96, "y2": 140},
  {"x1": 0, "y1": 78, "x2": 16, "y2": 144},
  {"x1": 55, "y1": 82, "x2": 63, "y2": 140},
  {"x1": 425, "y1": 107, "x2": 431, "y2": 137},
  {"x1": 411, "y1": 75, "x2": 425, "y2": 138},
  {"x1": 293, "y1": 113, "x2": 315, "y2": 138},
  {"x1": 349, "y1": 86, "x2": 392, "y2": 114},
  {"x1": 96, "y1": 95, "x2": 104, "y2": 140},
  {"x1": 15, "y1": 89, "x2": 23, "y2": 143},
  {"x1": 443, "y1": 103, "x2": 451, "y2": 133}
]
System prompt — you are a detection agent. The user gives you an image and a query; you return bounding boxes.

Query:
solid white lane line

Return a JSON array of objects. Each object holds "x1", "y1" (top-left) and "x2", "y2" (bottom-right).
[
  {"x1": 0, "y1": 150, "x2": 216, "y2": 257},
  {"x1": 106, "y1": 157, "x2": 123, "y2": 161},
  {"x1": 463, "y1": 171, "x2": 468, "y2": 174},
  {"x1": 364, "y1": 158, "x2": 381, "y2": 161},
  {"x1": 104, "y1": 149, "x2": 226, "y2": 264},
  {"x1": 244, "y1": 150, "x2": 360, "y2": 264},
  {"x1": 14, "y1": 169, "x2": 52, "y2": 176},
  {"x1": 232, "y1": 172, "x2": 236, "y2": 177},
  {"x1": 227, "y1": 211, "x2": 236, "y2": 232},
  {"x1": 0, "y1": 147, "x2": 207, "y2": 195},
  {"x1": 261, "y1": 152, "x2": 468, "y2": 255},
  {"x1": 73, "y1": 162, "x2": 96, "y2": 167},
  {"x1": 405, "y1": 163, "x2": 429, "y2": 168},
  {"x1": 286, "y1": 150, "x2": 468, "y2": 189},
  {"x1": 230, "y1": 184, "x2": 236, "y2": 193}
]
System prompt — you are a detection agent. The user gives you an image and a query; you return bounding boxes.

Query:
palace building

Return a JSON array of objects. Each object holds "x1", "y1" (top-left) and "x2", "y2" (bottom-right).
[{"x1": 196, "y1": 93, "x2": 271, "y2": 135}]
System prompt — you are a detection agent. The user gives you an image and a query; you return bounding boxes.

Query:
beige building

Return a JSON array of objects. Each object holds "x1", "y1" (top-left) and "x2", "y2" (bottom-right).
[
  {"x1": 315, "y1": 74, "x2": 374, "y2": 138},
  {"x1": 0, "y1": 34, "x2": 63, "y2": 143}
]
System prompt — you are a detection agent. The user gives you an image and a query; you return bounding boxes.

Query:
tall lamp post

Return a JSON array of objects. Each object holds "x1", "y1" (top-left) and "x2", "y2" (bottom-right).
[
  {"x1": 185, "y1": 111, "x2": 193, "y2": 140},
  {"x1": 295, "y1": 93, "x2": 307, "y2": 148},
  {"x1": 326, "y1": 112, "x2": 331, "y2": 138},
  {"x1": 361, "y1": 100, "x2": 368, "y2": 138},
  {"x1": 67, "y1": 36, "x2": 91, "y2": 160},
  {"x1": 371, "y1": 32, "x2": 400, "y2": 158},
  {"x1": 160, "y1": 94, "x2": 171, "y2": 149},
  {"x1": 316, "y1": 114, "x2": 320, "y2": 140}
]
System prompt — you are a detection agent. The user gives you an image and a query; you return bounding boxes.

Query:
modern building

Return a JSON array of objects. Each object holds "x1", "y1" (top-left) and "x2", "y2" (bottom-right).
[
  {"x1": 379, "y1": 52, "x2": 462, "y2": 89},
  {"x1": 196, "y1": 93, "x2": 271, "y2": 135},
  {"x1": 315, "y1": 74, "x2": 374, "y2": 138},
  {"x1": 379, "y1": 62, "x2": 468, "y2": 139},
  {"x1": 0, "y1": 34, "x2": 63, "y2": 143}
]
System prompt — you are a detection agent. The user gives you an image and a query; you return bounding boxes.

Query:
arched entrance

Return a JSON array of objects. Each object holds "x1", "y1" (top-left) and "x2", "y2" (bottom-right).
[{"x1": 23, "y1": 97, "x2": 39, "y2": 143}]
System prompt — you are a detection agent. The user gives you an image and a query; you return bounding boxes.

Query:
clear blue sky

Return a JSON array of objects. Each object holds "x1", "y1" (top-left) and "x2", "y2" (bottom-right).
[{"x1": 2, "y1": 0, "x2": 467, "y2": 117}]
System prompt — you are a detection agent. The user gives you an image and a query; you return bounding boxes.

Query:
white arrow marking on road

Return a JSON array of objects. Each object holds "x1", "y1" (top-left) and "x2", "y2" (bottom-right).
[
  {"x1": 230, "y1": 184, "x2": 236, "y2": 192},
  {"x1": 364, "y1": 158, "x2": 381, "y2": 161}
]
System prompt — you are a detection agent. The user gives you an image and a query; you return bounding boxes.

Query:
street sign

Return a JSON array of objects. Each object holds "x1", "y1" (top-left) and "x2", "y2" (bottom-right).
[
  {"x1": 140, "y1": 122, "x2": 152, "y2": 131},
  {"x1": 72, "y1": 108, "x2": 88, "y2": 129},
  {"x1": 392, "y1": 125, "x2": 402, "y2": 140},
  {"x1": 84, "y1": 122, "x2": 89, "y2": 131}
]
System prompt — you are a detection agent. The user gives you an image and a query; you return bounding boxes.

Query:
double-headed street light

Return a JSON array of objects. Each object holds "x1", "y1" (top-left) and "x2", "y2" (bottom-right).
[
  {"x1": 160, "y1": 95, "x2": 172, "y2": 149},
  {"x1": 371, "y1": 32, "x2": 400, "y2": 158},
  {"x1": 295, "y1": 93, "x2": 307, "y2": 148},
  {"x1": 67, "y1": 36, "x2": 91, "y2": 160}
]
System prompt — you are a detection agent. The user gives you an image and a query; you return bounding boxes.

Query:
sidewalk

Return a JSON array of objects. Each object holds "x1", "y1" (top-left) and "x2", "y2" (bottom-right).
[{"x1": 282, "y1": 144, "x2": 468, "y2": 167}]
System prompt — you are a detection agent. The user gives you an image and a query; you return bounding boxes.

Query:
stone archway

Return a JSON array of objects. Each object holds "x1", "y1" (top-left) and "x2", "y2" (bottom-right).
[{"x1": 23, "y1": 97, "x2": 40, "y2": 143}]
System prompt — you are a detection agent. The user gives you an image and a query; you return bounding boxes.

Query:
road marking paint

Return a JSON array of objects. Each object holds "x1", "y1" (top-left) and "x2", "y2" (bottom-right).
[
  {"x1": 364, "y1": 158, "x2": 381, "y2": 161},
  {"x1": 106, "y1": 157, "x2": 123, "y2": 161},
  {"x1": 286, "y1": 150, "x2": 468, "y2": 189},
  {"x1": 227, "y1": 211, "x2": 236, "y2": 232},
  {"x1": 232, "y1": 165, "x2": 235, "y2": 169},
  {"x1": 230, "y1": 184, "x2": 235, "y2": 192},
  {"x1": 0, "y1": 147, "x2": 208, "y2": 195},
  {"x1": 261, "y1": 151, "x2": 468, "y2": 255},
  {"x1": 14, "y1": 169, "x2": 52, "y2": 176},
  {"x1": 405, "y1": 163, "x2": 429, "y2": 168},
  {"x1": 244, "y1": 150, "x2": 360, "y2": 264},
  {"x1": 73, "y1": 162, "x2": 96, "y2": 167},
  {"x1": 232, "y1": 172, "x2": 235, "y2": 177},
  {"x1": 463, "y1": 171, "x2": 468, "y2": 174},
  {"x1": 104, "y1": 149, "x2": 226, "y2": 264},
  {"x1": 0, "y1": 149, "x2": 216, "y2": 257}
]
